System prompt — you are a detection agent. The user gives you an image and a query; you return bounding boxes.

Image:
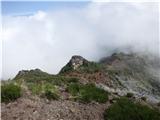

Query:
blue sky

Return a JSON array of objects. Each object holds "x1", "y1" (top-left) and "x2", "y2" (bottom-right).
[{"x1": 2, "y1": 1, "x2": 90, "y2": 15}]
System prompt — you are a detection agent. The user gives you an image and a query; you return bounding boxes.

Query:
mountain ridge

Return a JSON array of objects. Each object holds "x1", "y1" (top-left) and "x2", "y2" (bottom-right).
[
  {"x1": 12, "y1": 52, "x2": 160, "y2": 103},
  {"x1": 2, "y1": 52, "x2": 160, "y2": 120}
]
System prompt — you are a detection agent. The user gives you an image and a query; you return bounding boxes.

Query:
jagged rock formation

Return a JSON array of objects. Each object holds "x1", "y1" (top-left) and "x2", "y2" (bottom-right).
[
  {"x1": 70, "y1": 55, "x2": 88, "y2": 70},
  {"x1": 59, "y1": 55, "x2": 89, "y2": 74}
]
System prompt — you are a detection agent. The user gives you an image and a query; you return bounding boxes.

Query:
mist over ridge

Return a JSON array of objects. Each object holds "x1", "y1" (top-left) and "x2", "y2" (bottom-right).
[{"x1": 2, "y1": 2, "x2": 159, "y2": 79}]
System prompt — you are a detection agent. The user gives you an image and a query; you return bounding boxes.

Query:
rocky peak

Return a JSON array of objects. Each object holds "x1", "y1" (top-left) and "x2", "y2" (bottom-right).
[
  {"x1": 59, "y1": 55, "x2": 89, "y2": 74},
  {"x1": 70, "y1": 55, "x2": 88, "y2": 70}
]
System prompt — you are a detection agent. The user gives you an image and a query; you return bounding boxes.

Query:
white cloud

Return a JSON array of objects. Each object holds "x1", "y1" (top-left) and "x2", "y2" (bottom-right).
[{"x1": 2, "y1": 2, "x2": 159, "y2": 79}]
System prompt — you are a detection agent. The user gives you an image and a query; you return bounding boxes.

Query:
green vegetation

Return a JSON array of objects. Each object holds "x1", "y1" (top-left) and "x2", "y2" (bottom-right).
[
  {"x1": 104, "y1": 97, "x2": 160, "y2": 120},
  {"x1": 28, "y1": 82, "x2": 60, "y2": 100},
  {"x1": 68, "y1": 83, "x2": 108, "y2": 103},
  {"x1": 14, "y1": 69, "x2": 50, "y2": 81},
  {"x1": 78, "y1": 62, "x2": 102, "y2": 73},
  {"x1": 43, "y1": 90, "x2": 59, "y2": 100},
  {"x1": 28, "y1": 83, "x2": 43, "y2": 95},
  {"x1": 59, "y1": 63, "x2": 73, "y2": 74},
  {"x1": 1, "y1": 83, "x2": 21, "y2": 103},
  {"x1": 67, "y1": 77, "x2": 79, "y2": 83},
  {"x1": 14, "y1": 69, "x2": 80, "y2": 101},
  {"x1": 68, "y1": 83, "x2": 80, "y2": 96},
  {"x1": 15, "y1": 70, "x2": 79, "y2": 86},
  {"x1": 23, "y1": 73, "x2": 80, "y2": 100},
  {"x1": 60, "y1": 62, "x2": 102, "y2": 74}
]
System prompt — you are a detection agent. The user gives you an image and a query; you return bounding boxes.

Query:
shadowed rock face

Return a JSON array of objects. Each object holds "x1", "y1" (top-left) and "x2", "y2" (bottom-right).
[
  {"x1": 59, "y1": 55, "x2": 89, "y2": 74},
  {"x1": 70, "y1": 56, "x2": 88, "y2": 70}
]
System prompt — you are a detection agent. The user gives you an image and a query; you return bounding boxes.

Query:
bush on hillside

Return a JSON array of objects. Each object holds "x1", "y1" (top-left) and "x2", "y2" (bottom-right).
[
  {"x1": 43, "y1": 90, "x2": 59, "y2": 100},
  {"x1": 79, "y1": 62, "x2": 102, "y2": 73},
  {"x1": 104, "y1": 97, "x2": 160, "y2": 120},
  {"x1": 1, "y1": 83, "x2": 21, "y2": 103},
  {"x1": 28, "y1": 83, "x2": 42, "y2": 95},
  {"x1": 59, "y1": 64, "x2": 73, "y2": 74},
  {"x1": 68, "y1": 83, "x2": 108, "y2": 103}
]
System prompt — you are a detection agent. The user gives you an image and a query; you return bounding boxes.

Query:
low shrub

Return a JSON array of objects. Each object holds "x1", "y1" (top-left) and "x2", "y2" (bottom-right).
[
  {"x1": 59, "y1": 64, "x2": 73, "y2": 74},
  {"x1": 79, "y1": 84, "x2": 108, "y2": 103},
  {"x1": 1, "y1": 83, "x2": 21, "y2": 103},
  {"x1": 28, "y1": 82, "x2": 57, "y2": 96},
  {"x1": 43, "y1": 83, "x2": 56, "y2": 91},
  {"x1": 68, "y1": 83, "x2": 108, "y2": 103},
  {"x1": 28, "y1": 83, "x2": 42, "y2": 95},
  {"x1": 44, "y1": 90, "x2": 59, "y2": 100},
  {"x1": 67, "y1": 77, "x2": 79, "y2": 84},
  {"x1": 104, "y1": 97, "x2": 160, "y2": 120},
  {"x1": 79, "y1": 62, "x2": 102, "y2": 73},
  {"x1": 68, "y1": 83, "x2": 81, "y2": 96}
]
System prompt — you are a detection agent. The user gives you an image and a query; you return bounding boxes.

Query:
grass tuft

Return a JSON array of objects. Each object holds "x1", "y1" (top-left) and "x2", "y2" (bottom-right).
[{"x1": 1, "y1": 83, "x2": 21, "y2": 103}]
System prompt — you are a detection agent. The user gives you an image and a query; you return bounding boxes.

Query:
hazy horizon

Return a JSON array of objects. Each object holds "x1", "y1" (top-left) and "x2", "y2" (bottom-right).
[{"x1": 1, "y1": 1, "x2": 159, "y2": 79}]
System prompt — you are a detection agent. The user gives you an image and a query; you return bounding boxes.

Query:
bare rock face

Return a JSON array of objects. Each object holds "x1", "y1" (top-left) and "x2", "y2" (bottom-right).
[
  {"x1": 70, "y1": 55, "x2": 87, "y2": 70},
  {"x1": 59, "y1": 55, "x2": 89, "y2": 74}
]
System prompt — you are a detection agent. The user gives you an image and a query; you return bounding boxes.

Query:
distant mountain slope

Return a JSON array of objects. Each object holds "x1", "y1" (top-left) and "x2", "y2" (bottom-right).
[
  {"x1": 11, "y1": 52, "x2": 160, "y2": 102},
  {"x1": 59, "y1": 53, "x2": 160, "y2": 102},
  {"x1": 99, "y1": 53, "x2": 160, "y2": 102}
]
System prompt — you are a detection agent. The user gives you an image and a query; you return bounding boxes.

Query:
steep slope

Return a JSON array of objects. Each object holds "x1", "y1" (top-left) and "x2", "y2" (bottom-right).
[
  {"x1": 60, "y1": 53, "x2": 160, "y2": 102},
  {"x1": 59, "y1": 55, "x2": 106, "y2": 83},
  {"x1": 99, "y1": 53, "x2": 160, "y2": 102}
]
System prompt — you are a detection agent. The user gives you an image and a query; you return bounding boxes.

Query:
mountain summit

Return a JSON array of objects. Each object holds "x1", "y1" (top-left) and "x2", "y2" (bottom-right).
[
  {"x1": 70, "y1": 55, "x2": 88, "y2": 70},
  {"x1": 59, "y1": 55, "x2": 90, "y2": 74}
]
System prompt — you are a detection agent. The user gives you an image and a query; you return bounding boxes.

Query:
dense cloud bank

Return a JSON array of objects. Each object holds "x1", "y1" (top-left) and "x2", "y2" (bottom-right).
[{"x1": 2, "y1": 2, "x2": 159, "y2": 79}]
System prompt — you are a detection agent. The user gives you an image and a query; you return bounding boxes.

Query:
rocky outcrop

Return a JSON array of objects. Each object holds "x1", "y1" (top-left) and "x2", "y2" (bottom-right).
[
  {"x1": 70, "y1": 55, "x2": 88, "y2": 70},
  {"x1": 59, "y1": 55, "x2": 89, "y2": 74}
]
